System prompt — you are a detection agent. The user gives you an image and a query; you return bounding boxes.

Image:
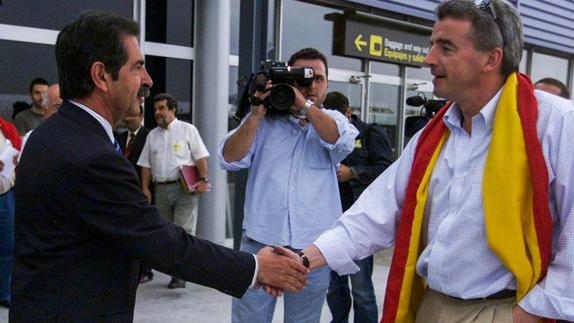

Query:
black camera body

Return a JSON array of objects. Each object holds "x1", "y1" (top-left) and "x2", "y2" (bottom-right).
[{"x1": 253, "y1": 61, "x2": 314, "y2": 111}]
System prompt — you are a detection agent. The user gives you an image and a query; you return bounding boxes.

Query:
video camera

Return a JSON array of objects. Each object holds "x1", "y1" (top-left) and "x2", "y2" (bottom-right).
[
  {"x1": 406, "y1": 93, "x2": 447, "y2": 119},
  {"x1": 233, "y1": 61, "x2": 315, "y2": 121},
  {"x1": 253, "y1": 61, "x2": 314, "y2": 111},
  {"x1": 404, "y1": 93, "x2": 447, "y2": 138}
]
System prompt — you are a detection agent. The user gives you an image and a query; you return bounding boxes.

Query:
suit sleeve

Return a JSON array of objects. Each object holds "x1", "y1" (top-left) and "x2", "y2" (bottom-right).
[{"x1": 75, "y1": 151, "x2": 255, "y2": 298}]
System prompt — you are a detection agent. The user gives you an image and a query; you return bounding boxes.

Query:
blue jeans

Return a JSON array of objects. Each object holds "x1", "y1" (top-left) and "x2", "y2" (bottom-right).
[
  {"x1": 0, "y1": 190, "x2": 15, "y2": 303},
  {"x1": 326, "y1": 256, "x2": 378, "y2": 323},
  {"x1": 232, "y1": 234, "x2": 330, "y2": 323}
]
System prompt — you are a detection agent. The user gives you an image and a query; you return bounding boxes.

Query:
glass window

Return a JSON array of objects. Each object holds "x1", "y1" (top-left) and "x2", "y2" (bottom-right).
[
  {"x1": 232, "y1": 1, "x2": 275, "y2": 57},
  {"x1": 328, "y1": 81, "x2": 362, "y2": 116},
  {"x1": 371, "y1": 61, "x2": 400, "y2": 76},
  {"x1": 144, "y1": 56, "x2": 192, "y2": 127},
  {"x1": 530, "y1": 52, "x2": 569, "y2": 84},
  {"x1": 368, "y1": 83, "x2": 401, "y2": 156},
  {"x1": 267, "y1": 2, "x2": 276, "y2": 59},
  {"x1": 0, "y1": 40, "x2": 57, "y2": 121},
  {"x1": 519, "y1": 49, "x2": 527, "y2": 73},
  {"x1": 281, "y1": 0, "x2": 362, "y2": 71},
  {"x1": 146, "y1": 0, "x2": 193, "y2": 47},
  {"x1": 407, "y1": 66, "x2": 433, "y2": 81},
  {"x1": 0, "y1": 1, "x2": 133, "y2": 30},
  {"x1": 230, "y1": 0, "x2": 240, "y2": 55}
]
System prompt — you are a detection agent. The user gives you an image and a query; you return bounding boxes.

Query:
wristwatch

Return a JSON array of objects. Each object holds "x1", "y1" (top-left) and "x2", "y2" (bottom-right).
[
  {"x1": 198, "y1": 177, "x2": 209, "y2": 183},
  {"x1": 300, "y1": 100, "x2": 314, "y2": 117},
  {"x1": 297, "y1": 251, "x2": 310, "y2": 268}
]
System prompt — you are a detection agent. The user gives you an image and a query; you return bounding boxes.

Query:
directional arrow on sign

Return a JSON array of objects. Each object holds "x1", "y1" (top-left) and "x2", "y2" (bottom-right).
[{"x1": 354, "y1": 34, "x2": 367, "y2": 51}]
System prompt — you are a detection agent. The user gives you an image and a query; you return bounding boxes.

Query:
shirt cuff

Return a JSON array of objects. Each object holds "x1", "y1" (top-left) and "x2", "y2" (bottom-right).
[
  {"x1": 519, "y1": 284, "x2": 574, "y2": 320},
  {"x1": 313, "y1": 225, "x2": 360, "y2": 276},
  {"x1": 318, "y1": 110, "x2": 349, "y2": 150},
  {"x1": 249, "y1": 254, "x2": 259, "y2": 289}
]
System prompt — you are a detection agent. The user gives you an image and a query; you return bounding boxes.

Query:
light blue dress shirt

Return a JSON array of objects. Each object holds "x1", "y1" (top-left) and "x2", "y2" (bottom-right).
[
  {"x1": 314, "y1": 89, "x2": 574, "y2": 320},
  {"x1": 219, "y1": 109, "x2": 358, "y2": 249}
]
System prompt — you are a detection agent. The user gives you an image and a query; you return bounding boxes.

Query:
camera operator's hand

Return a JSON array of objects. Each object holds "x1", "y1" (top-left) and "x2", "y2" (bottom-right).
[
  {"x1": 289, "y1": 85, "x2": 308, "y2": 115},
  {"x1": 251, "y1": 81, "x2": 272, "y2": 119}
]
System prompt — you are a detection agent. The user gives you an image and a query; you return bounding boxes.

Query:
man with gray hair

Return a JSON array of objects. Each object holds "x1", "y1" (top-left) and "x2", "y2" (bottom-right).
[
  {"x1": 285, "y1": 0, "x2": 574, "y2": 321},
  {"x1": 138, "y1": 92, "x2": 210, "y2": 289}
]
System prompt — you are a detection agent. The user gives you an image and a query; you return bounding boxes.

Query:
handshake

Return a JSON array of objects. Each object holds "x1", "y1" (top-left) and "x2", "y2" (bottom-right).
[{"x1": 254, "y1": 246, "x2": 311, "y2": 297}]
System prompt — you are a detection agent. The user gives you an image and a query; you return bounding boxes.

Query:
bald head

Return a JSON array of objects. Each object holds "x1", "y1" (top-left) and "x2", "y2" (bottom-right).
[{"x1": 44, "y1": 84, "x2": 62, "y2": 118}]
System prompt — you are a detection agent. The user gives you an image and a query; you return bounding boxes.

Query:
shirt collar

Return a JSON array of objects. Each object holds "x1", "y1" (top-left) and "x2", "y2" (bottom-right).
[
  {"x1": 130, "y1": 127, "x2": 141, "y2": 137},
  {"x1": 69, "y1": 100, "x2": 115, "y2": 143},
  {"x1": 443, "y1": 87, "x2": 503, "y2": 132},
  {"x1": 163, "y1": 118, "x2": 178, "y2": 130}
]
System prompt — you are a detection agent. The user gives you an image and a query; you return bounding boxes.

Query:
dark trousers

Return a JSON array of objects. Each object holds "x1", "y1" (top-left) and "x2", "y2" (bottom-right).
[
  {"x1": 0, "y1": 190, "x2": 15, "y2": 302},
  {"x1": 326, "y1": 256, "x2": 378, "y2": 323}
]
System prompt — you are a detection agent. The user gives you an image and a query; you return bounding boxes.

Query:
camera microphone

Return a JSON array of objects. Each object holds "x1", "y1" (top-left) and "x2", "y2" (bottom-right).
[{"x1": 406, "y1": 95, "x2": 426, "y2": 107}]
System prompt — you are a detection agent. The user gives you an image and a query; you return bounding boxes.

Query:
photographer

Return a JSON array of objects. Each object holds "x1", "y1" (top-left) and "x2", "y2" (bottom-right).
[{"x1": 219, "y1": 48, "x2": 358, "y2": 323}]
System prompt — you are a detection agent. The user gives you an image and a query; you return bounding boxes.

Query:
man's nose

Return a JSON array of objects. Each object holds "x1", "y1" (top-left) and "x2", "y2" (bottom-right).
[
  {"x1": 423, "y1": 47, "x2": 435, "y2": 66},
  {"x1": 142, "y1": 67, "x2": 153, "y2": 88}
]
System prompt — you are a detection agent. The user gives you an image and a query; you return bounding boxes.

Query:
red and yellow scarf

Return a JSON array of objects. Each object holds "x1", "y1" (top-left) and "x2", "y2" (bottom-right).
[
  {"x1": 0, "y1": 117, "x2": 21, "y2": 151},
  {"x1": 381, "y1": 73, "x2": 553, "y2": 323}
]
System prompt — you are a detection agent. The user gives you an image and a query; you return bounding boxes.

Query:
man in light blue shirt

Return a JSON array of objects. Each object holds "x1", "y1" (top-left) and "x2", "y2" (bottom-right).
[
  {"x1": 219, "y1": 48, "x2": 358, "y2": 323},
  {"x1": 294, "y1": 1, "x2": 574, "y2": 322}
]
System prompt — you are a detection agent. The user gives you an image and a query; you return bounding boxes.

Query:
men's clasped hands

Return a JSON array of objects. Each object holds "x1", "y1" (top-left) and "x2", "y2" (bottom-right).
[{"x1": 255, "y1": 246, "x2": 310, "y2": 297}]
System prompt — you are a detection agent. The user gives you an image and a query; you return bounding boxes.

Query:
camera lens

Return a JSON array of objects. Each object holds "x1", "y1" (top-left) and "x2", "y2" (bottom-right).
[{"x1": 269, "y1": 84, "x2": 295, "y2": 111}]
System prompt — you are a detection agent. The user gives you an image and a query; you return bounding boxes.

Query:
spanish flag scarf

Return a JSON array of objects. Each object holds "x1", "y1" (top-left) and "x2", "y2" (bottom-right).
[
  {"x1": 381, "y1": 73, "x2": 553, "y2": 323},
  {"x1": 0, "y1": 117, "x2": 22, "y2": 151}
]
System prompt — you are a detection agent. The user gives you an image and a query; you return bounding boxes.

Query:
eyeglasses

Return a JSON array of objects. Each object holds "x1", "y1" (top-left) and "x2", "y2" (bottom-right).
[
  {"x1": 475, "y1": 0, "x2": 504, "y2": 47},
  {"x1": 476, "y1": 0, "x2": 497, "y2": 21}
]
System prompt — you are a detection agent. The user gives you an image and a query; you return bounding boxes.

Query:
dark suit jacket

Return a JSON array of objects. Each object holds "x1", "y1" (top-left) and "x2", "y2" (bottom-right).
[
  {"x1": 339, "y1": 119, "x2": 393, "y2": 210},
  {"x1": 11, "y1": 101, "x2": 255, "y2": 323},
  {"x1": 115, "y1": 126, "x2": 149, "y2": 181}
]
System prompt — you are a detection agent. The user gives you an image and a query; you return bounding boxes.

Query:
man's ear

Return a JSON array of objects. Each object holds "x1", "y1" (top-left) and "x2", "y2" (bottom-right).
[
  {"x1": 483, "y1": 47, "x2": 503, "y2": 73},
  {"x1": 90, "y1": 61, "x2": 110, "y2": 92}
]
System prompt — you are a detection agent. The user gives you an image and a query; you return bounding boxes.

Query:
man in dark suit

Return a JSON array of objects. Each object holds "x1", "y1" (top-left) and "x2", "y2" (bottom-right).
[
  {"x1": 116, "y1": 105, "x2": 149, "y2": 174},
  {"x1": 115, "y1": 105, "x2": 154, "y2": 284},
  {"x1": 11, "y1": 11, "x2": 307, "y2": 323}
]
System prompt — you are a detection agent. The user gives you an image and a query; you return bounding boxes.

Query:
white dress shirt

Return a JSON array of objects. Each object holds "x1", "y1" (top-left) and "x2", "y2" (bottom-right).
[
  {"x1": 314, "y1": 89, "x2": 574, "y2": 320},
  {"x1": 137, "y1": 119, "x2": 209, "y2": 182}
]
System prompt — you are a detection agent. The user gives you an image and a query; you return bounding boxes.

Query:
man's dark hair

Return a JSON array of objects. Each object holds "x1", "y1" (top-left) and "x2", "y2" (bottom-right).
[
  {"x1": 323, "y1": 91, "x2": 349, "y2": 115},
  {"x1": 436, "y1": 0, "x2": 523, "y2": 77},
  {"x1": 288, "y1": 47, "x2": 329, "y2": 77},
  {"x1": 535, "y1": 77, "x2": 570, "y2": 99},
  {"x1": 153, "y1": 93, "x2": 178, "y2": 112},
  {"x1": 55, "y1": 11, "x2": 139, "y2": 100},
  {"x1": 28, "y1": 78, "x2": 49, "y2": 93}
]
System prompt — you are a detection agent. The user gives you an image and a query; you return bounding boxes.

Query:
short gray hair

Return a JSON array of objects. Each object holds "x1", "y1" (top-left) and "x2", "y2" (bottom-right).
[{"x1": 436, "y1": 0, "x2": 523, "y2": 77}]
